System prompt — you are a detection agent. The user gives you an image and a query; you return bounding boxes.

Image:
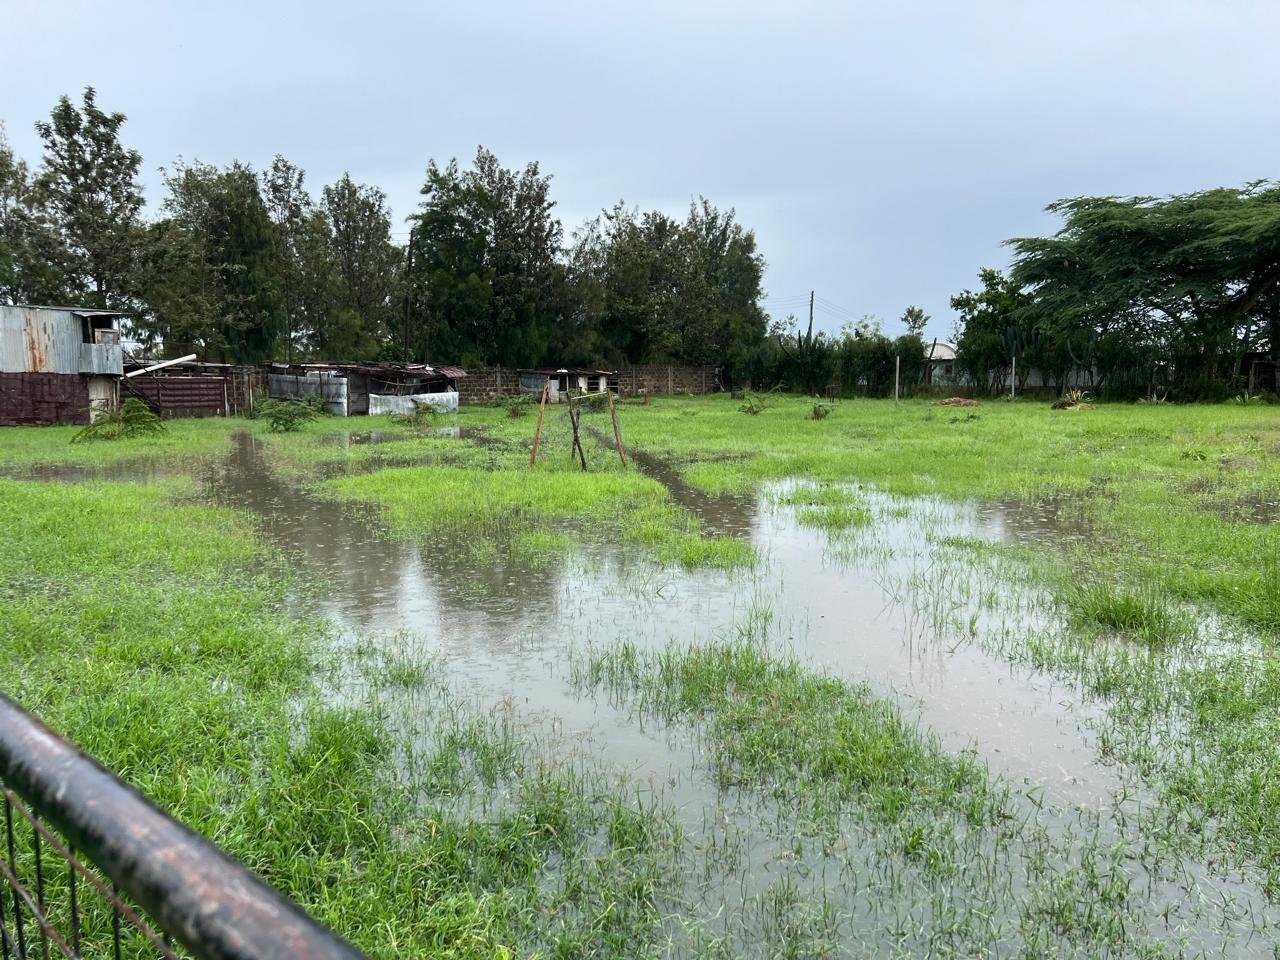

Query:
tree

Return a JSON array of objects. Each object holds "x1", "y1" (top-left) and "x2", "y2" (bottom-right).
[
  {"x1": 901, "y1": 305, "x2": 929, "y2": 337},
  {"x1": 321, "y1": 174, "x2": 400, "y2": 357},
  {"x1": 410, "y1": 147, "x2": 563, "y2": 366},
  {"x1": 142, "y1": 161, "x2": 284, "y2": 361},
  {"x1": 30, "y1": 87, "x2": 144, "y2": 308},
  {"x1": 1009, "y1": 183, "x2": 1280, "y2": 396},
  {"x1": 775, "y1": 310, "x2": 834, "y2": 394},
  {"x1": 950, "y1": 268, "x2": 1033, "y2": 393},
  {"x1": 564, "y1": 198, "x2": 767, "y2": 379},
  {"x1": 0, "y1": 123, "x2": 30, "y2": 301},
  {"x1": 261, "y1": 156, "x2": 313, "y2": 361}
]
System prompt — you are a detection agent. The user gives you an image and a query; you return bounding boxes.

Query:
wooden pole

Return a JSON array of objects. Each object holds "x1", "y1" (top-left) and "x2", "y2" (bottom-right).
[
  {"x1": 567, "y1": 394, "x2": 588, "y2": 471},
  {"x1": 608, "y1": 390, "x2": 627, "y2": 467},
  {"x1": 1011, "y1": 355, "x2": 1017, "y2": 400},
  {"x1": 530, "y1": 381, "x2": 549, "y2": 465},
  {"x1": 894, "y1": 355, "x2": 900, "y2": 402}
]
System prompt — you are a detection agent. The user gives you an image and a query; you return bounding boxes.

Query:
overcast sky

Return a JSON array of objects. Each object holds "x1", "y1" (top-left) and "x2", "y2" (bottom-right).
[{"x1": 3, "y1": 0, "x2": 1277, "y2": 340}]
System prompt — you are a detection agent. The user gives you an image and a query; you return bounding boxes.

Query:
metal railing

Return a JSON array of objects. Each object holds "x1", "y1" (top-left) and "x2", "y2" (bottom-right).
[{"x1": 0, "y1": 694, "x2": 368, "y2": 960}]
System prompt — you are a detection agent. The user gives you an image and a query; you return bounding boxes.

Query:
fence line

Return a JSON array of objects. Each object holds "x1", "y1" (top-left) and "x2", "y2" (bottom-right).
[{"x1": 0, "y1": 693, "x2": 367, "y2": 960}]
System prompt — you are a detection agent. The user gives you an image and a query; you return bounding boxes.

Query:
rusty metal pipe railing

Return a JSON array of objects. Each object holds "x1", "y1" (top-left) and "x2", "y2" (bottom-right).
[{"x1": 0, "y1": 693, "x2": 368, "y2": 960}]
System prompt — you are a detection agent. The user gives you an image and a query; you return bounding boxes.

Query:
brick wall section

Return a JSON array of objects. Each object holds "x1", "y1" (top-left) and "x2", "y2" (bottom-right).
[
  {"x1": 0, "y1": 373, "x2": 90, "y2": 426},
  {"x1": 456, "y1": 367, "x2": 518, "y2": 404},
  {"x1": 615, "y1": 365, "x2": 717, "y2": 397},
  {"x1": 456, "y1": 365, "x2": 718, "y2": 404}
]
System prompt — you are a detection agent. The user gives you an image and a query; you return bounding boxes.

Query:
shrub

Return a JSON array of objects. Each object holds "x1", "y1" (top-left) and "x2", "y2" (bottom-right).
[
  {"x1": 257, "y1": 398, "x2": 319, "y2": 433},
  {"x1": 71, "y1": 398, "x2": 165, "y2": 443},
  {"x1": 504, "y1": 394, "x2": 535, "y2": 418},
  {"x1": 810, "y1": 401, "x2": 833, "y2": 420},
  {"x1": 739, "y1": 391, "x2": 769, "y2": 415},
  {"x1": 391, "y1": 400, "x2": 435, "y2": 430}
]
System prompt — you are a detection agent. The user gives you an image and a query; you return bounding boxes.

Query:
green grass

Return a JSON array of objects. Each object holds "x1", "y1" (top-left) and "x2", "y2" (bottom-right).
[
  {"x1": 322, "y1": 462, "x2": 754, "y2": 571},
  {"x1": 5, "y1": 395, "x2": 1280, "y2": 954},
  {"x1": 0, "y1": 416, "x2": 240, "y2": 471},
  {"x1": 1063, "y1": 579, "x2": 1197, "y2": 645},
  {"x1": 613, "y1": 395, "x2": 1279, "y2": 630},
  {"x1": 572, "y1": 637, "x2": 1173, "y2": 956},
  {"x1": 0, "y1": 474, "x2": 702, "y2": 958}
]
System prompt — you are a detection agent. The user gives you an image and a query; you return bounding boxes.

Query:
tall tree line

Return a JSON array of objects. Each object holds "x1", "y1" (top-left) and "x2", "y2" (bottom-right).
[
  {"x1": 951, "y1": 184, "x2": 1280, "y2": 399},
  {"x1": 1, "y1": 89, "x2": 770, "y2": 375}
]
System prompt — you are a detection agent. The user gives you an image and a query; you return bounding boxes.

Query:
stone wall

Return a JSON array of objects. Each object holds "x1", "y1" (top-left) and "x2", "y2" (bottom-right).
[
  {"x1": 456, "y1": 365, "x2": 718, "y2": 404},
  {"x1": 0, "y1": 373, "x2": 90, "y2": 426}
]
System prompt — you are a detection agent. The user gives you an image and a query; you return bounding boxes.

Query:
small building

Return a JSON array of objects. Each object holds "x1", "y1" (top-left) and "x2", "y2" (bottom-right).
[
  {"x1": 122, "y1": 357, "x2": 258, "y2": 418},
  {"x1": 517, "y1": 368, "x2": 616, "y2": 402},
  {"x1": 924, "y1": 340, "x2": 959, "y2": 386},
  {"x1": 264, "y1": 361, "x2": 467, "y2": 416},
  {"x1": 0, "y1": 304, "x2": 124, "y2": 425}
]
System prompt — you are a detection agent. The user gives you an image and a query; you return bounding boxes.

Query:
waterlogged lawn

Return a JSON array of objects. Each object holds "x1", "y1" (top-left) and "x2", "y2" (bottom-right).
[
  {"x1": 0, "y1": 475, "x2": 729, "y2": 957},
  {"x1": 4, "y1": 396, "x2": 1280, "y2": 955},
  {"x1": 322, "y1": 462, "x2": 754, "y2": 570},
  {"x1": 615, "y1": 394, "x2": 1280, "y2": 628},
  {"x1": 0, "y1": 415, "x2": 238, "y2": 472}
]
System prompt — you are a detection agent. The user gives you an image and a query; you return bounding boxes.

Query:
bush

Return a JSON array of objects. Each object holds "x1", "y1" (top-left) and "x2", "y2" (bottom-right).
[
  {"x1": 739, "y1": 391, "x2": 769, "y2": 415},
  {"x1": 810, "y1": 401, "x2": 833, "y2": 420},
  {"x1": 504, "y1": 394, "x2": 535, "y2": 418},
  {"x1": 257, "y1": 398, "x2": 319, "y2": 433},
  {"x1": 71, "y1": 398, "x2": 165, "y2": 443},
  {"x1": 391, "y1": 400, "x2": 436, "y2": 430}
]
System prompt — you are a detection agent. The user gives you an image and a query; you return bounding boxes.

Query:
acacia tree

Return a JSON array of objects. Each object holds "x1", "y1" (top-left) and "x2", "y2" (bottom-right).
[
  {"x1": 30, "y1": 87, "x2": 144, "y2": 308},
  {"x1": 1009, "y1": 183, "x2": 1280, "y2": 396}
]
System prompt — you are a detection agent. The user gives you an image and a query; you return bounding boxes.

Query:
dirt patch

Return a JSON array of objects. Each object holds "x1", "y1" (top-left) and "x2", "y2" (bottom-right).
[{"x1": 934, "y1": 397, "x2": 980, "y2": 407}]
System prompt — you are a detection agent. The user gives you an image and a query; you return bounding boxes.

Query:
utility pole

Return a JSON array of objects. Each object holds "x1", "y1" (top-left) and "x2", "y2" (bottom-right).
[
  {"x1": 809, "y1": 290, "x2": 814, "y2": 332},
  {"x1": 402, "y1": 225, "x2": 416, "y2": 364}
]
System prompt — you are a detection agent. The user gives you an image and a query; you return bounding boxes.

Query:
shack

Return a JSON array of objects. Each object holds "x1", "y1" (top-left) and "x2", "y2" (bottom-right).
[
  {"x1": 122, "y1": 357, "x2": 258, "y2": 418},
  {"x1": 0, "y1": 304, "x2": 124, "y2": 425},
  {"x1": 265, "y1": 362, "x2": 466, "y2": 416},
  {"x1": 517, "y1": 368, "x2": 617, "y2": 402}
]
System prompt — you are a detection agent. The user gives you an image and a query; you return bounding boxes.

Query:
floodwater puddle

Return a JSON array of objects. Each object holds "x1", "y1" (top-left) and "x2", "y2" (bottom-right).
[{"x1": 34, "y1": 427, "x2": 1280, "y2": 954}]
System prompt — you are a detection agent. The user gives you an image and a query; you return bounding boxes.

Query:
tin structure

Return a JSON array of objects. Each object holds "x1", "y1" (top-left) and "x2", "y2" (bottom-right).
[{"x1": 0, "y1": 306, "x2": 125, "y2": 426}]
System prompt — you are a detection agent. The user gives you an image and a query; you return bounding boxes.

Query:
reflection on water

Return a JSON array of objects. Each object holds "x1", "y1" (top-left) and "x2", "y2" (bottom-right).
[
  {"x1": 23, "y1": 427, "x2": 1279, "y2": 955},
  {"x1": 204, "y1": 432, "x2": 1105, "y2": 805}
]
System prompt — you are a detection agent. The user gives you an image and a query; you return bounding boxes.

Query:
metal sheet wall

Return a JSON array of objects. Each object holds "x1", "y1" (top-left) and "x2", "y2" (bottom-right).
[{"x1": 123, "y1": 376, "x2": 228, "y2": 417}]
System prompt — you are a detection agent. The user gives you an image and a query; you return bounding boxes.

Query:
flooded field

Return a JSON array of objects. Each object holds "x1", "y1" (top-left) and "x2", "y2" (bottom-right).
[{"x1": 4, "y1": 397, "x2": 1279, "y2": 958}]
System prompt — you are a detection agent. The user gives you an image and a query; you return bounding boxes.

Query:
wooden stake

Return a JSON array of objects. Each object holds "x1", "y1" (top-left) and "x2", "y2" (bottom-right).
[
  {"x1": 567, "y1": 394, "x2": 588, "y2": 471},
  {"x1": 608, "y1": 391, "x2": 627, "y2": 467},
  {"x1": 530, "y1": 381, "x2": 549, "y2": 465}
]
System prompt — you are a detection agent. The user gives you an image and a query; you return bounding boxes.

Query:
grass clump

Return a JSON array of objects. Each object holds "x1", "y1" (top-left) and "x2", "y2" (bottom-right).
[
  {"x1": 71, "y1": 398, "x2": 164, "y2": 443},
  {"x1": 574, "y1": 640, "x2": 999, "y2": 824},
  {"x1": 1064, "y1": 579, "x2": 1195, "y2": 644},
  {"x1": 258, "y1": 397, "x2": 321, "y2": 432},
  {"x1": 324, "y1": 464, "x2": 754, "y2": 571}
]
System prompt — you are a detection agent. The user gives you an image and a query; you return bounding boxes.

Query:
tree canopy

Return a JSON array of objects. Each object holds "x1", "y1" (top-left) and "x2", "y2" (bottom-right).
[{"x1": 993, "y1": 183, "x2": 1280, "y2": 397}]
